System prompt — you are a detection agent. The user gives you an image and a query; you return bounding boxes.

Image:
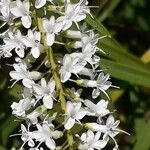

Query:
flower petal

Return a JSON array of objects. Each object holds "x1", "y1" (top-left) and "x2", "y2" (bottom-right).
[
  {"x1": 31, "y1": 47, "x2": 40, "y2": 58},
  {"x1": 21, "y1": 15, "x2": 31, "y2": 28},
  {"x1": 43, "y1": 95, "x2": 53, "y2": 109},
  {"x1": 64, "y1": 117, "x2": 75, "y2": 130},
  {"x1": 46, "y1": 138, "x2": 56, "y2": 150},
  {"x1": 35, "y1": 0, "x2": 46, "y2": 9},
  {"x1": 46, "y1": 33, "x2": 55, "y2": 46},
  {"x1": 92, "y1": 88, "x2": 100, "y2": 99}
]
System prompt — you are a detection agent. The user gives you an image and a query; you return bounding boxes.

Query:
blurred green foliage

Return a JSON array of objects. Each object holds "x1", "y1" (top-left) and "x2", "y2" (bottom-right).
[{"x1": 0, "y1": 0, "x2": 150, "y2": 149}]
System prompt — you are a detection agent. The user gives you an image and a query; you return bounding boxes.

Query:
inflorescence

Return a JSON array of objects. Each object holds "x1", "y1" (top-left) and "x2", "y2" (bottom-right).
[{"x1": 0, "y1": 0, "x2": 129, "y2": 149}]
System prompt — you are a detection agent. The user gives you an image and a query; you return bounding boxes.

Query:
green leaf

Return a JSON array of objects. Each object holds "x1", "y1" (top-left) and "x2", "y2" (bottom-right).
[
  {"x1": 0, "y1": 116, "x2": 22, "y2": 146},
  {"x1": 100, "y1": 59, "x2": 150, "y2": 87},
  {"x1": 133, "y1": 119, "x2": 150, "y2": 150},
  {"x1": 85, "y1": 16, "x2": 150, "y2": 87},
  {"x1": 0, "y1": 145, "x2": 6, "y2": 150},
  {"x1": 98, "y1": 0, "x2": 120, "y2": 22}
]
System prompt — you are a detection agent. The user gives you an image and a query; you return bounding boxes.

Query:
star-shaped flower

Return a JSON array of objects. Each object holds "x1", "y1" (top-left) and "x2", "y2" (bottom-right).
[
  {"x1": 57, "y1": 0, "x2": 90, "y2": 31},
  {"x1": 22, "y1": 30, "x2": 42, "y2": 58},
  {"x1": 33, "y1": 78, "x2": 55, "y2": 109},
  {"x1": 10, "y1": 0, "x2": 31, "y2": 28},
  {"x1": 60, "y1": 53, "x2": 86, "y2": 83},
  {"x1": 33, "y1": 123, "x2": 63, "y2": 150},
  {"x1": 1, "y1": 30, "x2": 25, "y2": 58},
  {"x1": 84, "y1": 99, "x2": 110, "y2": 117},
  {"x1": 64, "y1": 101, "x2": 86, "y2": 130},
  {"x1": 0, "y1": 0, "x2": 12, "y2": 21},
  {"x1": 42, "y1": 16, "x2": 62, "y2": 46},
  {"x1": 9, "y1": 62, "x2": 34, "y2": 88},
  {"x1": 11, "y1": 97, "x2": 32, "y2": 117},
  {"x1": 78, "y1": 130, "x2": 108, "y2": 150}
]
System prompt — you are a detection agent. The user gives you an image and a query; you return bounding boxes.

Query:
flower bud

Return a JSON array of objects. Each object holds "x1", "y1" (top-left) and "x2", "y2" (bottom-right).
[
  {"x1": 29, "y1": 71, "x2": 43, "y2": 80},
  {"x1": 66, "y1": 30, "x2": 82, "y2": 39}
]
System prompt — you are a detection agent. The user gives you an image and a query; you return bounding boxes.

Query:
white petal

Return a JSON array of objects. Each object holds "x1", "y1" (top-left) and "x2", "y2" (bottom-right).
[
  {"x1": 35, "y1": 0, "x2": 46, "y2": 9},
  {"x1": 41, "y1": 78, "x2": 47, "y2": 88},
  {"x1": 84, "y1": 100, "x2": 97, "y2": 112},
  {"x1": 72, "y1": 62, "x2": 86, "y2": 74},
  {"x1": 22, "y1": 78, "x2": 33, "y2": 88},
  {"x1": 92, "y1": 140, "x2": 108, "y2": 149},
  {"x1": 63, "y1": 54, "x2": 72, "y2": 67},
  {"x1": 94, "y1": 131, "x2": 101, "y2": 141},
  {"x1": 21, "y1": 16, "x2": 31, "y2": 28},
  {"x1": 27, "y1": 29, "x2": 34, "y2": 39},
  {"x1": 92, "y1": 88, "x2": 100, "y2": 99},
  {"x1": 10, "y1": 7, "x2": 24, "y2": 17},
  {"x1": 74, "y1": 102, "x2": 82, "y2": 112},
  {"x1": 9, "y1": 71, "x2": 23, "y2": 80},
  {"x1": 34, "y1": 31, "x2": 41, "y2": 41},
  {"x1": 46, "y1": 33, "x2": 55, "y2": 46},
  {"x1": 86, "y1": 123, "x2": 107, "y2": 132},
  {"x1": 63, "y1": 19, "x2": 72, "y2": 31},
  {"x1": 43, "y1": 95, "x2": 53, "y2": 109},
  {"x1": 48, "y1": 80, "x2": 55, "y2": 93},
  {"x1": 22, "y1": 37, "x2": 32, "y2": 47},
  {"x1": 31, "y1": 47, "x2": 40, "y2": 58},
  {"x1": 61, "y1": 71, "x2": 71, "y2": 83},
  {"x1": 42, "y1": 18, "x2": 50, "y2": 32},
  {"x1": 64, "y1": 117, "x2": 75, "y2": 130},
  {"x1": 66, "y1": 101, "x2": 74, "y2": 115},
  {"x1": 33, "y1": 84, "x2": 44, "y2": 95},
  {"x1": 46, "y1": 138, "x2": 56, "y2": 150},
  {"x1": 23, "y1": 0, "x2": 30, "y2": 11},
  {"x1": 87, "y1": 130, "x2": 94, "y2": 142},
  {"x1": 21, "y1": 124, "x2": 27, "y2": 132},
  {"x1": 28, "y1": 139, "x2": 35, "y2": 147},
  {"x1": 73, "y1": 14, "x2": 86, "y2": 22},
  {"x1": 75, "y1": 109, "x2": 86, "y2": 120},
  {"x1": 53, "y1": 21, "x2": 63, "y2": 33}
]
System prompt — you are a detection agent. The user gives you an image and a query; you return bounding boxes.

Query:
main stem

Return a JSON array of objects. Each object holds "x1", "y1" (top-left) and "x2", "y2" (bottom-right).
[{"x1": 34, "y1": 6, "x2": 74, "y2": 150}]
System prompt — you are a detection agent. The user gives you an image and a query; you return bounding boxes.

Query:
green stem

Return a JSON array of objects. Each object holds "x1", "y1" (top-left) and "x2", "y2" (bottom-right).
[
  {"x1": 47, "y1": 47, "x2": 66, "y2": 112},
  {"x1": 31, "y1": 4, "x2": 74, "y2": 149}
]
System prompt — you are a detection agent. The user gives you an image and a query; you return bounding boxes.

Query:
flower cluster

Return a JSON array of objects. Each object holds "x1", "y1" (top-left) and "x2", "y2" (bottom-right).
[{"x1": 0, "y1": 0, "x2": 129, "y2": 149}]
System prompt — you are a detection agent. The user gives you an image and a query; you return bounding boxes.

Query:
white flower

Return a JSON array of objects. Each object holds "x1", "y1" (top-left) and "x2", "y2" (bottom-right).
[
  {"x1": 0, "y1": 0, "x2": 12, "y2": 21},
  {"x1": 10, "y1": 0, "x2": 31, "y2": 28},
  {"x1": 35, "y1": 0, "x2": 53, "y2": 9},
  {"x1": 1, "y1": 30, "x2": 25, "y2": 58},
  {"x1": 64, "y1": 101, "x2": 86, "y2": 130},
  {"x1": 22, "y1": 30, "x2": 42, "y2": 58},
  {"x1": 11, "y1": 97, "x2": 32, "y2": 117},
  {"x1": 60, "y1": 53, "x2": 86, "y2": 82},
  {"x1": 33, "y1": 78, "x2": 55, "y2": 109},
  {"x1": 57, "y1": 0, "x2": 90, "y2": 31},
  {"x1": 9, "y1": 62, "x2": 34, "y2": 88},
  {"x1": 78, "y1": 130, "x2": 108, "y2": 150},
  {"x1": 84, "y1": 99, "x2": 110, "y2": 117},
  {"x1": 81, "y1": 73, "x2": 112, "y2": 99},
  {"x1": 86, "y1": 115, "x2": 130, "y2": 149},
  {"x1": 86, "y1": 115, "x2": 119, "y2": 134},
  {"x1": 20, "y1": 124, "x2": 35, "y2": 148},
  {"x1": 92, "y1": 73, "x2": 112, "y2": 99},
  {"x1": 42, "y1": 16, "x2": 62, "y2": 46},
  {"x1": 33, "y1": 123, "x2": 62, "y2": 150}
]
